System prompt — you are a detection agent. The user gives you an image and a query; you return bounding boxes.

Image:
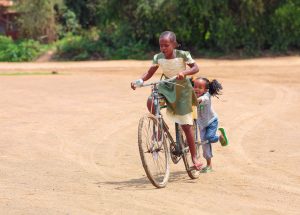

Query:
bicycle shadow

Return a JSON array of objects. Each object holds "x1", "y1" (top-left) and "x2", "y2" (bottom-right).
[
  {"x1": 169, "y1": 170, "x2": 200, "y2": 184},
  {"x1": 96, "y1": 170, "x2": 198, "y2": 190}
]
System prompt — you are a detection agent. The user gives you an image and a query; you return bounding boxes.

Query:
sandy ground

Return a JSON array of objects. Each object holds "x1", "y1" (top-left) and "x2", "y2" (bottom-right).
[{"x1": 0, "y1": 57, "x2": 300, "y2": 215}]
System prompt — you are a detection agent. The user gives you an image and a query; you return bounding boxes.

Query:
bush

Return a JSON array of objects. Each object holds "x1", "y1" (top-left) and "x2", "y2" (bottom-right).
[
  {"x1": 55, "y1": 0, "x2": 300, "y2": 59},
  {"x1": 55, "y1": 30, "x2": 149, "y2": 61},
  {"x1": 270, "y1": 1, "x2": 300, "y2": 51},
  {"x1": 55, "y1": 33, "x2": 102, "y2": 61},
  {"x1": 0, "y1": 36, "x2": 47, "y2": 62},
  {"x1": 209, "y1": 17, "x2": 237, "y2": 53}
]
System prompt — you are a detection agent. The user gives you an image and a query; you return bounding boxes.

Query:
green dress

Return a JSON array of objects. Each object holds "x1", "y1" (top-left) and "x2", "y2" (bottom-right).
[{"x1": 153, "y1": 49, "x2": 198, "y2": 125}]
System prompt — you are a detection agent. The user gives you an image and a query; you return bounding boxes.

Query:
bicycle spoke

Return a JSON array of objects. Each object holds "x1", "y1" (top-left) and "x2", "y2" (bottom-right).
[
  {"x1": 153, "y1": 156, "x2": 165, "y2": 179},
  {"x1": 157, "y1": 154, "x2": 166, "y2": 173},
  {"x1": 143, "y1": 120, "x2": 153, "y2": 152},
  {"x1": 151, "y1": 145, "x2": 166, "y2": 177}
]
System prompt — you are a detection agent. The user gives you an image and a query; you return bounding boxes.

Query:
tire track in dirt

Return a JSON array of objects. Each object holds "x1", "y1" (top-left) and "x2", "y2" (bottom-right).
[
  {"x1": 224, "y1": 81, "x2": 285, "y2": 165},
  {"x1": 218, "y1": 79, "x2": 300, "y2": 210}
]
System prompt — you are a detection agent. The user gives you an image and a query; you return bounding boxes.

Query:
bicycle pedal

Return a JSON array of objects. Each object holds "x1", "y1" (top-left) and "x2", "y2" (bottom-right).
[{"x1": 182, "y1": 146, "x2": 189, "y2": 153}]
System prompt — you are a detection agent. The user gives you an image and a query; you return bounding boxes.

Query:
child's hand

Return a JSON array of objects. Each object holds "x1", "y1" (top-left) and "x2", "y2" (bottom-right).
[
  {"x1": 197, "y1": 97, "x2": 203, "y2": 103},
  {"x1": 177, "y1": 71, "x2": 185, "y2": 80},
  {"x1": 131, "y1": 79, "x2": 144, "y2": 90},
  {"x1": 131, "y1": 82, "x2": 136, "y2": 90}
]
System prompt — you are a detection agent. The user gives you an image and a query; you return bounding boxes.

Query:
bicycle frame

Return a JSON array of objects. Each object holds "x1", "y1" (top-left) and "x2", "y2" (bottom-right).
[{"x1": 142, "y1": 79, "x2": 184, "y2": 159}]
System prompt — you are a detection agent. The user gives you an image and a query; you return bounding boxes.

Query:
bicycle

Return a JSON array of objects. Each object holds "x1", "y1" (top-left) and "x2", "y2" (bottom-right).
[{"x1": 135, "y1": 77, "x2": 202, "y2": 188}]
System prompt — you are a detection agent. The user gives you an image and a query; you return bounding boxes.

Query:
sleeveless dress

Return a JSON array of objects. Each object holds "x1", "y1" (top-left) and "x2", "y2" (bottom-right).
[{"x1": 152, "y1": 49, "x2": 198, "y2": 125}]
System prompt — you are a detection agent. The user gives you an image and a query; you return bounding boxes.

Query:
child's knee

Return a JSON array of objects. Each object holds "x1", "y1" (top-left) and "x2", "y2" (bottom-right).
[
  {"x1": 205, "y1": 133, "x2": 215, "y2": 142},
  {"x1": 205, "y1": 134, "x2": 219, "y2": 144}
]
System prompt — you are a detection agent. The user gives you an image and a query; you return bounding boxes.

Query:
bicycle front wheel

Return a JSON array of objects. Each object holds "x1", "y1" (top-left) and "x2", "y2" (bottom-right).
[{"x1": 138, "y1": 114, "x2": 170, "y2": 188}]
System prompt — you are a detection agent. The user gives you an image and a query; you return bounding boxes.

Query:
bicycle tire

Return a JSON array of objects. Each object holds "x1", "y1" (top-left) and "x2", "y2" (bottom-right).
[
  {"x1": 138, "y1": 114, "x2": 170, "y2": 188},
  {"x1": 178, "y1": 125, "x2": 200, "y2": 179}
]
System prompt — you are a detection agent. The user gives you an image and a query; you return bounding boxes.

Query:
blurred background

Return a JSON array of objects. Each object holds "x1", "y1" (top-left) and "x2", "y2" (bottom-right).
[{"x1": 0, "y1": 0, "x2": 299, "y2": 62}]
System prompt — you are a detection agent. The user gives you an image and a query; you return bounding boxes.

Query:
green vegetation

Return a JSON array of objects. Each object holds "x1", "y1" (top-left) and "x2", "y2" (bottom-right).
[
  {"x1": 55, "y1": 31, "x2": 149, "y2": 61},
  {"x1": 56, "y1": 0, "x2": 300, "y2": 59},
  {"x1": 0, "y1": 36, "x2": 49, "y2": 62},
  {"x1": 14, "y1": 0, "x2": 63, "y2": 42},
  {"x1": 0, "y1": 0, "x2": 299, "y2": 61}
]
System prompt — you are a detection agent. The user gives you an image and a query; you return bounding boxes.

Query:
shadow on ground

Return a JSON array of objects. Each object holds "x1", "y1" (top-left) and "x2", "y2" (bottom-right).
[{"x1": 96, "y1": 170, "x2": 198, "y2": 190}]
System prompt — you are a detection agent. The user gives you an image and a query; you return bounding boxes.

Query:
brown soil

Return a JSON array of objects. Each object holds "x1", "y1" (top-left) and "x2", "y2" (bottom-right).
[{"x1": 0, "y1": 57, "x2": 299, "y2": 214}]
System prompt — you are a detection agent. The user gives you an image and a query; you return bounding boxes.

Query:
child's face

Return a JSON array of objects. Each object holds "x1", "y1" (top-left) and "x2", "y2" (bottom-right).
[
  {"x1": 194, "y1": 79, "x2": 207, "y2": 97},
  {"x1": 159, "y1": 36, "x2": 176, "y2": 58}
]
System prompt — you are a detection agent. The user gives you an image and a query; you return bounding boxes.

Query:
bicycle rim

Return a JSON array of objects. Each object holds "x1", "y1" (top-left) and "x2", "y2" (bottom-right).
[{"x1": 138, "y1": 114, "x2": 170, "y2": 188}]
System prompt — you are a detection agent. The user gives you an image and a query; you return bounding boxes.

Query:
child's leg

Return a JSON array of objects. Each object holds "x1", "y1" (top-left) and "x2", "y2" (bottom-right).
[
  {"x1": 202, "y1": 143, "x2": 213, "y2": 166},
  {"x1": 201, "y1": 120, "x2": 218, "y2": 170},
  {"x1": 200, "y1": 128, "x2": 213, "y2": 167},
  {"x1": 205, "y1": 119, "x2": 219, "y2": 144},
  {"x1": 201, "y1": 131, "x2": 213, "y2": 173},
  {"x1": 181, "y1": 124, "x2": 203, "y2": 169}
]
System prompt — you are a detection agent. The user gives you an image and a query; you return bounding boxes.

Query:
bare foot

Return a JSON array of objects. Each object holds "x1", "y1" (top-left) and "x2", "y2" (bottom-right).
[
  {"x1": 219, "y1": 132, "x2": 225, "y2": 145},
  {"x1": 192, "y1": 158, "x2": 203, "y2": 171},
  {"x1": 218, "y1": 128, "x2": 229, "y2": 146}
]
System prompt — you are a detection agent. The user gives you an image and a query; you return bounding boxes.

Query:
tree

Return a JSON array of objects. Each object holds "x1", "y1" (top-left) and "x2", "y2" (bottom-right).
[
  {"x1": 64, "y1": 0, "x2": 108, "y2": 29},
  {"x1": 15, "y1": 0, "x2": 63, "y2": 42}
]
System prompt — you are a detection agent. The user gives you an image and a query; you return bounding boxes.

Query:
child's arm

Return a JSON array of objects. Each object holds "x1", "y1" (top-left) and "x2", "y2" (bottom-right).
[
  {"x1": 197, "y1": 93, "x2": 209, "y2": 104},
  {"x1": 177, "y1": 62, "x2": 199, "y2": 80},
  {"x1": 140, "y1": 65, "x2": 159, "y2": 82},
  {"x1": 131, "y1": 65, "x2": 159, "y2": 90}
]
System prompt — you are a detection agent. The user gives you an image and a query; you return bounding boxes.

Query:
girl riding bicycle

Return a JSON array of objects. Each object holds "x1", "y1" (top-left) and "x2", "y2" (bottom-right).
[{"x1": 131, "y1": 31, "x2": 202, "y2": 170}]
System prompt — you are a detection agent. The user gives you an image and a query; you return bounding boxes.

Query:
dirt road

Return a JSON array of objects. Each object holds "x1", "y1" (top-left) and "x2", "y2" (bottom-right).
[{"x1": 0, "y1": 57, "x2": 299, "y2": 214}]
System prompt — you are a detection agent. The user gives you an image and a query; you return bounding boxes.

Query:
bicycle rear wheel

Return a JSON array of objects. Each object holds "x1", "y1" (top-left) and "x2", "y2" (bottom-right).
[
  {"x1": 138, "y1": 114, "x2": 170, "y2": 188},
  {"x1": 177, "y1": 124, "x2": 200, "y2": 179}
]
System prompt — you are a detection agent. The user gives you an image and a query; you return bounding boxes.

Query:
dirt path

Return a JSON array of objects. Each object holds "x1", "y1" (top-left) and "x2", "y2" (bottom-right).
[{"x1": 0, "y1": 57, "x2": 299, "y2": 214}]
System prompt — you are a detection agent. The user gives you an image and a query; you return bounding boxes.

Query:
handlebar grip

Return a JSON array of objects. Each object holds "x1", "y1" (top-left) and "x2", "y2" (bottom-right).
[{"x1": 133, "y1": 79, "x2": 144, "y2": 88}]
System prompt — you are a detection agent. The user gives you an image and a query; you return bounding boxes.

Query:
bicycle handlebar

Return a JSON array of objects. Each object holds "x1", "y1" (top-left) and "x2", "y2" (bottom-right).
[
  {"x1": 134, "y1": 76, "x2": 188, "y2": 89},
  {"x1": 140, "y1": 76, "x2": 177, "y2": 87}
]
